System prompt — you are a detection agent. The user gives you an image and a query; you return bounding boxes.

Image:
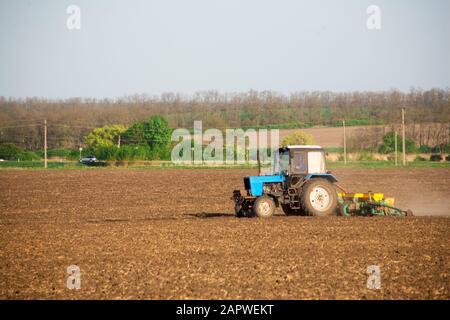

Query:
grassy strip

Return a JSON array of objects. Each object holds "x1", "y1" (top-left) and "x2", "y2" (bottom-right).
[
  {"x1": 0, "y1": 161, "x2": 261, "y2": 170},
  {"x1": 0, "y1": 161, "x2": 84, "y2": 169},
  {"x1": 326, "y1": 161, "x2": 450, "y2": 169},
  {"x1": 1, "y1": 160, "x2": 449, "y2": 171}
]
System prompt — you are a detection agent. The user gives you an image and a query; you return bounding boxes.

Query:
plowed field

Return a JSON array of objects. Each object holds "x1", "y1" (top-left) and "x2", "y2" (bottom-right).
[{"x1": 0, "y1": 168, "x2": 449, "y2": 299}]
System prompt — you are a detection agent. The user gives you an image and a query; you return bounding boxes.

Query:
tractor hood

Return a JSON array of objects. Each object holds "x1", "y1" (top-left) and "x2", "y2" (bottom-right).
[{"x1": 244, "y1": 175, "x2": 285, "y2": 197}]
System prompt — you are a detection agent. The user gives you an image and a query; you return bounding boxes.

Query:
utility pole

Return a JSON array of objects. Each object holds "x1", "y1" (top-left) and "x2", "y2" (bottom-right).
[
  {"x1": 44, "y1": 120, "x2": 47, "y2": 168},
  {"x1": 394, "y1": 130, "x2": 398, "y2": 166},
  {"x1": 257, "y1": 149, "x2": 261, "y2": 176},
  {"x1": 44, "y1": 119, "x2": 48, "y2": 168},
  {"x1": 343, "y1": 119, "x2": 347, "y2": 165},
  {"x1": 118, "y1": 135, "x2": 121, "y2": 148},
  {"x1": 402, "y1": 108, "x2": 406, "y2": 166}
]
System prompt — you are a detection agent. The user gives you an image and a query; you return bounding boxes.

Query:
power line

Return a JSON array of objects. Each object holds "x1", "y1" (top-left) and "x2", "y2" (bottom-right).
[
  {"x1": 50, "y1": 124, "x2": 97, "y2": 129},
  {"x1": 0, "y1": 119, "x2": 46, "y2": 124},
  {"x1": 0, "y1": 124, "x2": 42, "y2": 129}
]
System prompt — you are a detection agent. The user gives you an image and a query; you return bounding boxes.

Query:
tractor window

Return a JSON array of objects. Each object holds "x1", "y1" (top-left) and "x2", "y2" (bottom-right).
[
  {"x1": 279, "y1": 151, "x2": 289, "y2": 173},
  {"x1": 291, "y1": 151, "x2": 307, "y2": 173}
]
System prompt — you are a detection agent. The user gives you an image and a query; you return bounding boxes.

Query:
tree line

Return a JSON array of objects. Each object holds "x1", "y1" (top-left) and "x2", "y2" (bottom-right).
[{"x1": 0, "y1": 88, "x2": 449, "y2": 150}]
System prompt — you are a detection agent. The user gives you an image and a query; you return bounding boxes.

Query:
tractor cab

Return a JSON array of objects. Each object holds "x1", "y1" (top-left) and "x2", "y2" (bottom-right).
[
  {"x1": 275, "y1": 145, "x2": 327, "y2": 176},
  {"x1": 273, "y1": 145, "x2": 337, "y2": 193}
]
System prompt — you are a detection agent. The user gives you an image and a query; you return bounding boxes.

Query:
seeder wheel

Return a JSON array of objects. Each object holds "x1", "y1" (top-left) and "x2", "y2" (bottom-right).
[{"x1": 339, "y1": 201, "x2": 352, "y2": 216}]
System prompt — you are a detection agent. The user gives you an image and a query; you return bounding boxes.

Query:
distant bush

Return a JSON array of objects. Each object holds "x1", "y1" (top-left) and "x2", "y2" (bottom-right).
[
  {"x1": 49, "y1": 149, "x2": 75, "y2": 158},
  {"x1": 281, "y1": 131, "x2": 315, "y2": 147},
  {"x1": 418, "y1": 144, "x2": 449, "y2": 154},
  {"x1": 414, "y1": 155, "x2": 427, "y2": 162},
  {"x1": 418, "y1": 145, "x2": 432, "y2": 153},
  {"x1": 333, "y1": 119, "x2": 384, "y2": 127},
  {"x1": 430, "y1": 154, "x2": 443, "y2": 162},
  {"x1": 116, "y1": 145, "x2": 156, "y2": 161},
  {"x1": 91, "y1": 146, "x2": 119, "y2": 161},
  {"x1": 90, "y1": 144, "x2": 169, "y2": 161},
  {"x1": 0, "y1": 143, "x2": 21, "y2": 160},
  {"x1": 443, "y1": 143, "x2": 450, "y2": 153},
  {"x1": 0, "y1": 143, "x2": 40, "y2": 161},
  {"x1": 446, "y1": 155, "x2": 450, "y2": 162},
  {"x1": 255, "y1": 122, "x2": 314, "y2": 129},
  {"x1": 35, "y1": 148, "x2": 80, "y2": 160},
  {"x1": 51, "y1": 149, "x2": 84, "y2": 160},
  {"x1": 378, "y1": 132, "x2": 415, "y2": 154},
  {"x1": 19, "y1": 150, "x2": 40, "y2": 161}
]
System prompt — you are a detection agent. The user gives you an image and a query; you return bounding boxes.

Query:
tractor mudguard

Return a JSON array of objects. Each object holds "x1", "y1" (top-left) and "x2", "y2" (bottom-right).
[{"x1": 304, "y1": 173, "x2": 338, "y2": 183}]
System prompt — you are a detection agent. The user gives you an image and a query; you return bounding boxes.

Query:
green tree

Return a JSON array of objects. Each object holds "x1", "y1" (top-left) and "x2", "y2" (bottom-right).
[
  {"x1": 121, "y1": 116, "x2": 172, "y2": 159},
  {"x1": 0, "y1": 143, "x2": 21, "y2": 160},
  {"x1": 85, "y1": 124, "x2": 126, "y2": 150},
  {"x1": 123, "y1": 122, "x2": 146, "y2": 145},
  {"x1": 143, "y1": 116, "x2": 171, "y2": 149},
  {"x1": 378, "y1": 131, "x2": 416, "y2": 154},
  {"x1": 281, "y1": 131, "x2": 315, "y2": 147}
]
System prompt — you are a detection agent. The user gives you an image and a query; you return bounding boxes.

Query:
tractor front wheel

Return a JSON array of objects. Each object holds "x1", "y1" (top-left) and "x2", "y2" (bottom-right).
[
  {"x1": 253, "y1": 196, "x2": 275, "y2": 218},
  {"x1": 302, "y1": 178, "x2": 338, "y2": 216},
  {"x1": 235, "y1": 202, "x2": 245, "y2": 218}
]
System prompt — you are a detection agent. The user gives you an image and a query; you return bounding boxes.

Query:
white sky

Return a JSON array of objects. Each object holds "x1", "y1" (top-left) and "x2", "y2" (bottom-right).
[{"x1": 0, "y1": 0, "x2": 449, "y2": 98}]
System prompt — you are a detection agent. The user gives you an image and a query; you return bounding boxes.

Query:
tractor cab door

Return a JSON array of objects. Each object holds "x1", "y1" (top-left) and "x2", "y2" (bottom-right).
[
  {"x1": 290, "y1": 150, "x2": 308, "y2": 175},
  {"x1": 274, "y1": 149, "x2": 290, "y2": 175}
]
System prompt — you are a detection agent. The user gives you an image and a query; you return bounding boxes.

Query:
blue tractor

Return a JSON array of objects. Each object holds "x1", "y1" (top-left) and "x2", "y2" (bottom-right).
[{"x1": 232, "y1": 145, "x2": 339, "y2": 218}]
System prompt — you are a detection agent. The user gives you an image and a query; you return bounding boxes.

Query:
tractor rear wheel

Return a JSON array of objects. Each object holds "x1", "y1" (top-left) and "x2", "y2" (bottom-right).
[
  {"x1": 281, "y1": 203, "x2": 303, "y2": 216},
  {"x1": 302, "y1": 178, "x2": 338, "y2": 216},
  {"x1": 253, "y1": 196, "x2": 275, "y2": 218}
]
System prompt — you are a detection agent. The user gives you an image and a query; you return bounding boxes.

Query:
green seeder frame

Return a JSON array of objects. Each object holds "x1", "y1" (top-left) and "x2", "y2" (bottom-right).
[{"x1": 337, "y1": 192, "x2": 413, "y2": 217}]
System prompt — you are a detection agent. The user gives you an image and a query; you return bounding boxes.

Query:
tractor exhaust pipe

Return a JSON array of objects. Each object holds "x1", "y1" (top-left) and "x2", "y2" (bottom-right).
[{"x1": 257, "y1": 150, "x2": 261, "y2": 176}]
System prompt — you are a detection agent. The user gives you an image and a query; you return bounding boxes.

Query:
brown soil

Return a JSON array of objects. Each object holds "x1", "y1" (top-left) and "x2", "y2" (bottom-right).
[{"x1": 0, "y1": 168, "x2": 449, "y2": 299}]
